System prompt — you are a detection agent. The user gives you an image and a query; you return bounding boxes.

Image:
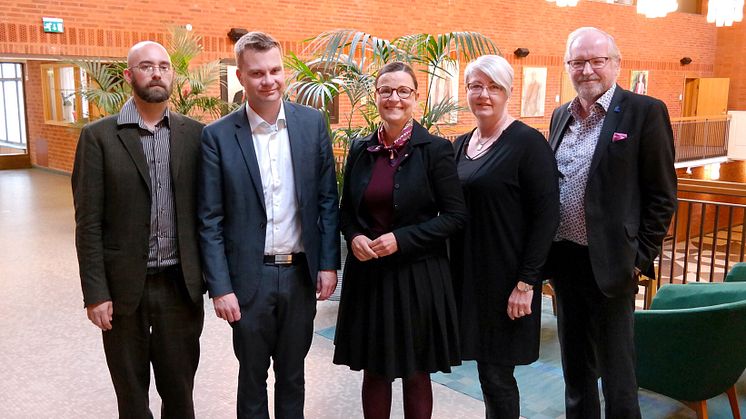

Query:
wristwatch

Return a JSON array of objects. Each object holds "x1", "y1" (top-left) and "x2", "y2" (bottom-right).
[{"x1": 516, "y1": 281, "x2": 533, "y2": 292}]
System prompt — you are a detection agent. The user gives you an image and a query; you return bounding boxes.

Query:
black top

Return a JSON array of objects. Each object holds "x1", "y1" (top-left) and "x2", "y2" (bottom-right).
[
  {"x1": 456, "y1": 147, "x2": 489, "y2": 181},
  {"x1": 451, "y1": 120, "x2": 560, "y2": 364}
]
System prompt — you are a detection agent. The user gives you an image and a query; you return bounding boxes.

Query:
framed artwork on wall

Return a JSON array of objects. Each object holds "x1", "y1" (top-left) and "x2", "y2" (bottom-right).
[
  {"x1": 428, "y1": 60, "x2": 459, "y2": 124},
  {"x1": 521, "y1": 67, "x2": 547, "y2": 117},
  {"x1": 220, "y1": 59, "x2": 244, "y2": 106},
  {"x1": 630, "y1": 70, "x2": 649, "y2": 95}
]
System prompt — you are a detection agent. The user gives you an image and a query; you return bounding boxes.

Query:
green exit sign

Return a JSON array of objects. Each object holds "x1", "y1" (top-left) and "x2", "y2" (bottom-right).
[{"x1": 42, "y1": 17, "x2": 64, "y2": 34}]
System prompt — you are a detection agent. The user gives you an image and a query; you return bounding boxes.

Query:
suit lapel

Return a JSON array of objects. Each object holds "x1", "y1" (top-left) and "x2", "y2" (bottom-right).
[
  {"x1": 234, "y1": 104, "x2": 266, "y2": 211},
  {"x1": 285, "y1": 102, "x2": 306, "y2": 208},
  {"x1": 588, "y1": 86, "x2": 625, "y2": 177},
  {"x1": 169, "y1": 113, "x2": 184, "y2": 182},
  {"x1": 118, "y1": 125, "x2": 152, "y2": 193},
  {"x1": 550, "y1": 107, "x2": 572, "y2": 151}
]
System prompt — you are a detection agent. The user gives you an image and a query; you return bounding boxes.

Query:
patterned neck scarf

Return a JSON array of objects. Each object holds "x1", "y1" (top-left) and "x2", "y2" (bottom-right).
[{"x1": 367, "y1": 119, "x2": 414, "y2": 166}]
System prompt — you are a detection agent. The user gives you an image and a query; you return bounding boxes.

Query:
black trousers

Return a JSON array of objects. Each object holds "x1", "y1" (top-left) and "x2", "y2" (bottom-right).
[
  {"x1": 102, "y1": 266, "x2": 204, "y2": 419},
  {"x1": 232, "y1": 260, "x2": 316, "y2": 419},
  {"x1": 477, "y1": 362, "x2": 519, "y2": 419},
  {"x1": 548, "y1": 241, "x2": 641, "y2": 419}
]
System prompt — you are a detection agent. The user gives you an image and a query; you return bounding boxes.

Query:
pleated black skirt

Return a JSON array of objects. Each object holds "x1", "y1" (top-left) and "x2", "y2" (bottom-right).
[{"x1": 332, "y1": 253, "x2": 461, "y2": 380}]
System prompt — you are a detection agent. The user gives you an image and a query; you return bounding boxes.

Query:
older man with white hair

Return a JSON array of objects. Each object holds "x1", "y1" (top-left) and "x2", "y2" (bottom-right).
[{"x1": 546, "y1": 27, "x2": 677, "y2": 418}]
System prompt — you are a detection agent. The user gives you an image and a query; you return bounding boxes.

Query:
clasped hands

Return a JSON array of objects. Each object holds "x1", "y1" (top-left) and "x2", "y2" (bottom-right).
[{"x1": 350, "y1": 233, "x2": 398, "y2": 262}]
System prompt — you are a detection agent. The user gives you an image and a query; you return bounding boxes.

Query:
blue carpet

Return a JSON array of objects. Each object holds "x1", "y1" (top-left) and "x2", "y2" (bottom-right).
[{"x1": 317, "y1": 298, "x2": 746, "y2": 418}]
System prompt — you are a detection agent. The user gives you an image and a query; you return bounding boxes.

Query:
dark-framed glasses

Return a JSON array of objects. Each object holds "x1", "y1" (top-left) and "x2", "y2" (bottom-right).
[
  {"x1": 376, "y1": 86, "x2": 415, "y2": 99},
  {"x1": 566, "y1": 57, "x2": 610, "y2": 71},
  {"x1": 466, "y1": 83, "x2": 504, "y2": 95},
  {"x1": 131, "y1": 63, "x2": 172, "y2": 74}
]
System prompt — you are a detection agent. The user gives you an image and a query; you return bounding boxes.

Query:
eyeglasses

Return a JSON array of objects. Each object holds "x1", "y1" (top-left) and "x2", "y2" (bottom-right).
[
  {"x1": 130, "y1": 63, "x2": 172, "y2": 75},
  {"x1": 376, "y1": 86, "x2": 415, "y2": 99},
  {"x1": 466, "y1": 83, "x2": 504, "y2": 95},
  {"x1": 566, "y1": 57, "x2": 610, "y2": 71}
]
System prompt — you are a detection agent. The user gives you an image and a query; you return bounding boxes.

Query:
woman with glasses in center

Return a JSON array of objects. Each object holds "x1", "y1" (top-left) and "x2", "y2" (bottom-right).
[
  {"x1": 450, "y1": 55, "x2": 560, "y2": 419},
  {"x1": 333, "y1": 61, "x2": 467, "y2": 419}
]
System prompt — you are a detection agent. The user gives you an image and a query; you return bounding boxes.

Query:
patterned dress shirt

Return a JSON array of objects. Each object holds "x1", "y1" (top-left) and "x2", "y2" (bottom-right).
[{"x1": 555, "y1": 85, "x2": 617, "y2": 246}]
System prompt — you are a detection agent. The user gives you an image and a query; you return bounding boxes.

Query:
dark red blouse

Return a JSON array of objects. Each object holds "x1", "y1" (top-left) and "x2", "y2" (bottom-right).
[{"x1": 362, "y1": 154, "x2": 401, "y2": 236}]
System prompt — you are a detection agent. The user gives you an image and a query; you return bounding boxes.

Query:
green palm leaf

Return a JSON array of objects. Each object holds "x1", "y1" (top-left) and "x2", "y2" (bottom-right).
[{"x1": 420, "y1": 97, "x2": 464, "y2": 133}]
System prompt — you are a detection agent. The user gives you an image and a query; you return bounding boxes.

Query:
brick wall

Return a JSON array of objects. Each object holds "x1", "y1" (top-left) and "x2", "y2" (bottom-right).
[
  {"x1": 0, "y1": 0, "x2": 733, "y2": 172},
  {"x1": 715, "y1": 24, "x2": 746, "y2": 110}
]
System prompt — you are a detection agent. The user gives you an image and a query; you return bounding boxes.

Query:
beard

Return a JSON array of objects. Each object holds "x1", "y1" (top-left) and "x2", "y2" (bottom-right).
[
  {"x1": 132, "y1": 80, "x2": 173, "y2": 103},
  {"x1": 572, "y1": 75, "x2": 612, "y2": 103}
]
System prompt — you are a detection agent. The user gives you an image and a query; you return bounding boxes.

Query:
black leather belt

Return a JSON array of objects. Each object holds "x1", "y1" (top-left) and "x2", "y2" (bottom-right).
[
  {"x1": 263, "y1": 253, "x2": 304, "y2": 265},
  {"x1": 146, "y1": 264, "x2": 180, "y2": 276}
]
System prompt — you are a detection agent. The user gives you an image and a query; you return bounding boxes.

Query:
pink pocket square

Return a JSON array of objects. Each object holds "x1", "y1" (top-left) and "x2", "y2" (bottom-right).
[{"x1": 612, "y1": 132, "x2": 628, "y2": 142}]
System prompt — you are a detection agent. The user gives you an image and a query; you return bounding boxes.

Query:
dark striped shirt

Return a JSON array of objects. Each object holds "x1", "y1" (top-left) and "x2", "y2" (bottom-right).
[{"x1": 117, "y1": 98, "x2": 178, "y2": 269}]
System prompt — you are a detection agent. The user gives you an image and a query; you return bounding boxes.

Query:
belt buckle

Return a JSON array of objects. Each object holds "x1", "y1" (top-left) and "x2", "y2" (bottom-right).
[{"x1": 274, "y1": 254, "x2": 293, "y2": 265}]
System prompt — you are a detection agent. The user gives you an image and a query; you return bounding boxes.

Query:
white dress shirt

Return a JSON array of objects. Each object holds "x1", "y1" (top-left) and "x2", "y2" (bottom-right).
[{"x1": 246, "y1": 103, "x2": 304, "y2": 255}]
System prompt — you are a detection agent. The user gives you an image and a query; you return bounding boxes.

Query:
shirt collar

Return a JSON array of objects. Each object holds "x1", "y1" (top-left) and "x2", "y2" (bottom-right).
[
  {"x1": 567, "y1": 84, "x2": 617, "y2": 119},
  {"x1": 246, "y1": 101, "x2": 286, "y2": 133},
  {"x1": 117, "y1": 97, "x2": 170, "y2": 130}
]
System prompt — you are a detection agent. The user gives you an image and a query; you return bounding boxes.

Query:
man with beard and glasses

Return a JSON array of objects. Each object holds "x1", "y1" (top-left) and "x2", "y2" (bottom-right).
[
  {"x1": 545, "y1": 27, "x2": 676, "y2": 418},
  {"x1": 72, "y1": 41, "x2": 206, "y2": 419}
]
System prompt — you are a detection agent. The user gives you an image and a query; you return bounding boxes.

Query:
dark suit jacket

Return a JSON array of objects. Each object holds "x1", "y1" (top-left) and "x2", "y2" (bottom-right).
[
  {"x1": 340, "y1": 122, "x2": 467, "y2": 259},
  {"x1": 548, "y1": 86, "x2": 677, "y2": 297},
  {"x1": 198, "y1": 102, "x2": 340, "y2": 304},
  {"x1": 72, "y1": 111, "x2": 205, "y2": 315}
]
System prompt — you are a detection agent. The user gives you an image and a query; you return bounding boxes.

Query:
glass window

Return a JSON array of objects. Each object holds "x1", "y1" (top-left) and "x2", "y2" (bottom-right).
[
  {"x1": 0, "y1": 62, "x2": 26, "y2": 150},
  {"x1": 40, "y1": 64, "x2": 90, "y2": 125}
]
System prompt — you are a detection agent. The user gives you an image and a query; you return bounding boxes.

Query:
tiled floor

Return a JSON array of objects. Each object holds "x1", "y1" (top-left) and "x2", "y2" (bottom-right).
[{"x1": 1, "y1": 168, "x2": 744, "y2": 418}]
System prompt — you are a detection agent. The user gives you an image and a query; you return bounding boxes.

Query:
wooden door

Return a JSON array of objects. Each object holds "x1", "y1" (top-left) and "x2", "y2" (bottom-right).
[
  {"x1": 696, "y1": 78, "x2": 729, "y2": 116},
  {"x1": 682, "y1": 78, "x2": 700, "y2": 117},
  {"x1": 681, "y1": 77, "x2": 730, "y2": 147},
  {"x1": 682, "y1": 77, "x2": 730, "y2": 117}
]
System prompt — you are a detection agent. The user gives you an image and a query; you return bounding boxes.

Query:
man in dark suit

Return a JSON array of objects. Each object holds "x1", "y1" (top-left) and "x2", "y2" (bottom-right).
[
  {"x1": 198, "y1": 31, "x2": 339, "y2": 419},
  {"x1": 72, "y1": 41, "x2": 205, "y2": 418},
  {"x1": 547, "y1": 27, "x2": 677, "y2": 418}
]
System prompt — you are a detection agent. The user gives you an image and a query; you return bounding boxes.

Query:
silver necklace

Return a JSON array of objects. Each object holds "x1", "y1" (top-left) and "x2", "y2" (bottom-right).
[
  {"x1": 474, "y1": 116, "x2": 514, "y2": 152},
  {"x1": 475, "y1": 132, "x2": 499, "y2": 151}
]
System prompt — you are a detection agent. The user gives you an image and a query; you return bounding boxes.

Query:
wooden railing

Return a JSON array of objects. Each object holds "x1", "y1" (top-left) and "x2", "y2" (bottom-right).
[
  {"x1": 657, "y1": 178, "x2": 746, "y2": 286},
  {"x1": 671, "y1": 115, "x2": 730, "y2": 163}
]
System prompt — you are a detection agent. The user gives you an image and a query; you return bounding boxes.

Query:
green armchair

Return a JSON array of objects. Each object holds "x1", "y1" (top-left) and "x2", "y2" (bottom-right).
[
  {"x1": 725, "y1": 262, "x2": 746, "y2": 283},
  {"x1": 634, "y1": 282, "x2": 746, "y2": 419}
]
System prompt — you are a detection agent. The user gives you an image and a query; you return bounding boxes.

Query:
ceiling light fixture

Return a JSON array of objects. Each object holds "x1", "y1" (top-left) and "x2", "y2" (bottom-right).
[
  {"x1": 707, "y1": 0, "x2": 744, "y2": 27},
  {"x1": 636, "y1": 0, "x2": 678, "y2": 18},
  {"x1": 546, "y1": 0, "x2": 579, "y2": 7}
]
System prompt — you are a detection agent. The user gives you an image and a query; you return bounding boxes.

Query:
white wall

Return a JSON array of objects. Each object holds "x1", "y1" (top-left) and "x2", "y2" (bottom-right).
[{"x1": 727, "y1": 111, "x2": 746, "y2": 160}]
